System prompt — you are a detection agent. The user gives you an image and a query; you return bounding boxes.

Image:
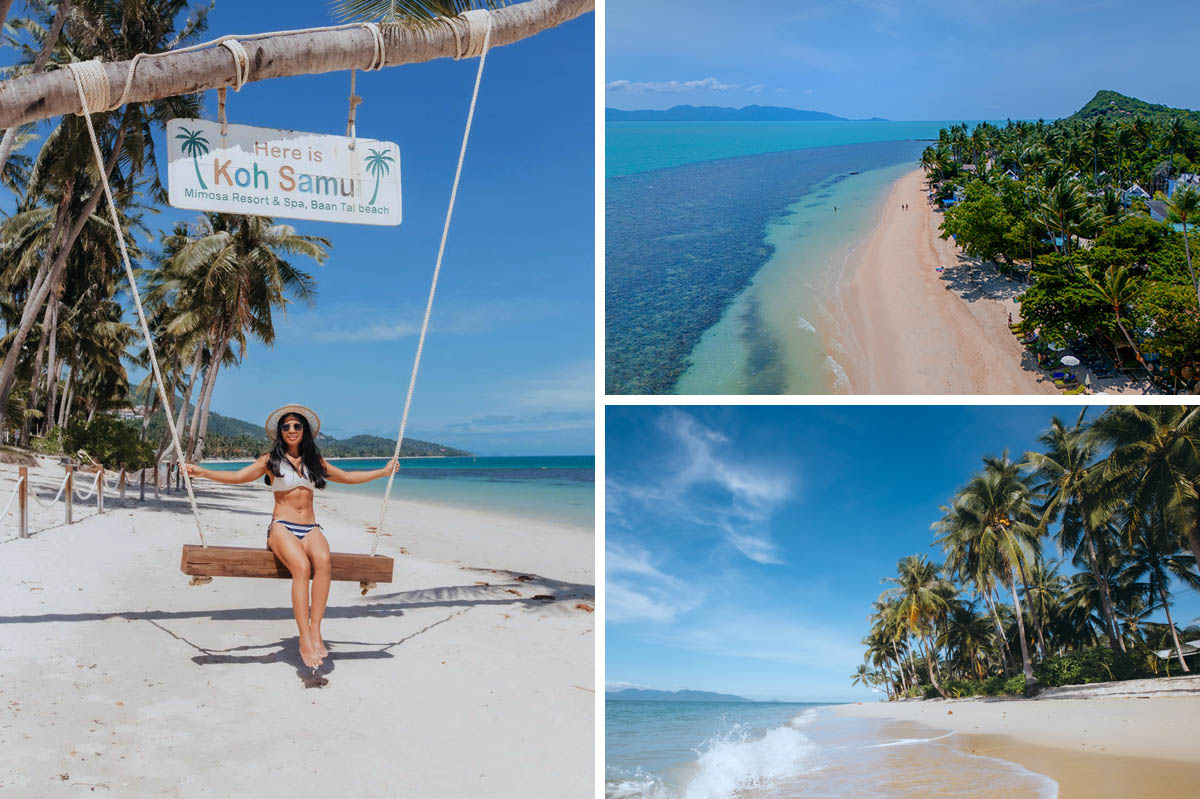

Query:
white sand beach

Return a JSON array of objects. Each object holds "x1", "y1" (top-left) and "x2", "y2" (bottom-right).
[
  {"x1": 835, "y1": 169, "x2": 1056, "y2": 394},
  {"x1": 0, "y1": 456, "x2": 594, "y2": 796},
  {"x1": 837, "y1": 683, "x2": 1200, "y2": 799}
]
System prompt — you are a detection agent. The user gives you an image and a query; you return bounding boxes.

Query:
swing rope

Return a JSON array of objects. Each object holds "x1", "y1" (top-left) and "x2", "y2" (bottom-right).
[
  {"x1": 67, "y1": 60, "x2": 209, "y2": 547},
  {"x1": 371, "y1": 10, "x2": 492, "y2": 557}
]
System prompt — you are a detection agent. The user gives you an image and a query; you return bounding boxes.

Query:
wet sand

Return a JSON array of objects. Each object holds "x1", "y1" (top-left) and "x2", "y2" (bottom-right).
[{"x1": 838, "y1": 694, "x2": 1200, "y2": 798}]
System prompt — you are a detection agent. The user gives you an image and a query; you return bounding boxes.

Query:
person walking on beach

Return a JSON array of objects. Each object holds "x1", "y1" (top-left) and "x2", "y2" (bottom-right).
[{"x1": 185, "y1": 404, "x2": 400, "y2": 669}]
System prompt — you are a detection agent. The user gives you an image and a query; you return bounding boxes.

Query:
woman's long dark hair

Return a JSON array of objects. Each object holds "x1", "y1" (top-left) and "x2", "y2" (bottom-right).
[{"x1": 266, "y1": 413, "x2": 327, "y2": 489}]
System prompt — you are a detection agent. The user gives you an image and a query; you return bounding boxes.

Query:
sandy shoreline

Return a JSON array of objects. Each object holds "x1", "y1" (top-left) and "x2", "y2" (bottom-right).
[
  {"x1": 837, "y1": 693, "x2": 1200, "y2": 798},
  {"x1": 833, "y1": 168, "x2": 1057, "y2": 394},
  {"x1": 0, "y1": 456, "x2": 594, "y2": 796}
]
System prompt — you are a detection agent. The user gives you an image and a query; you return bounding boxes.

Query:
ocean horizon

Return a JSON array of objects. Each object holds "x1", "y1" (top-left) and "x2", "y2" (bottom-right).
[
  {"x1": 606, "y1": 699, "x2": 1056, "y2": 798},
  {"x1": 204, "y1": 455, "x2": 594, "y2": 529}
]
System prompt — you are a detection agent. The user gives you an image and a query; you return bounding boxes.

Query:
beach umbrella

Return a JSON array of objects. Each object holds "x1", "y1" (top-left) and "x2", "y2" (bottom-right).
[{"x1": 1061, "y1": 355, "x2": 1080, "y2": 367}]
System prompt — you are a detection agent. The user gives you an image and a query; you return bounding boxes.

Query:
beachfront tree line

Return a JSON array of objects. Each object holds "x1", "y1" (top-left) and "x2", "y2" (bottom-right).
[
  {"x1": 0, "y1": 1, "x2": 417, "y2": 466},
  {"x1": 854, "y1": 406, "x2": 1200, "y2": 701},
  {"x1": 922, "y1": 114, "x2": 1200, "y2": 384}
]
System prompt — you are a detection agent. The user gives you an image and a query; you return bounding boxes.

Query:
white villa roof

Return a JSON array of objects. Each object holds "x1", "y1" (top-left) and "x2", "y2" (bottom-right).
[{"x1": 1155, "y1": 639, "x2": 1200, "y2": 659}]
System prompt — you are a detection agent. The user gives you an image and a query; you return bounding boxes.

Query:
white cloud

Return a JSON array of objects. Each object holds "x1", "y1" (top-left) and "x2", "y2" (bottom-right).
[
  {"x1": 613, "y1": 409, "x2": 789, "y2": 564},
  {"x1": 606, "y1": 77, "x2": 744, "y2": 94},
  {"x1": 607, "y1": 541, "x2": 700, "y2": 624}
]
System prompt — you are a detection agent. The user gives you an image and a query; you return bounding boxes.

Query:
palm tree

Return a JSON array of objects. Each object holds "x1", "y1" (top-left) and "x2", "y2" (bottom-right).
[
  {"x1": 1024, "y1": 412, "x2": 1124, "y2": 651},
  {"x1": 939, "y1": 454, "x2": 1042, "y2": 692},
  {"x1": 1089, "y1": 405, "x2": 1200, "y2": 573},
  {"x1": 157, "y1": 213, "x2": 328, "y2": 459},
  {"x1": 0, "y1": 0, "x2": 207, "y2": 431},
  {"x1": 937, "y1": 600, "x2": 995, "y2": 680},
  {"x1": 1121, "y1": 509, "x2": 1200, "y2": 672},
  {"x1": 1164, "y1": 185, "x2": 1200, "y2": 309},
  {"x1": 1161, "y1": 116, "x2": 1192, "y2": 178},
  {"x1": 1114, "y1": 124, "x2": 1136, "y2": 190},
  {"x1": 1080, "y1": 264, "x2": 1152, "y2": 376},
  {"x1": 1038, "y1": 177, "x2": 1090, "y2": 261},
  {"x1": 882, "y1": 555, "x2": 953, "y2": 699}
]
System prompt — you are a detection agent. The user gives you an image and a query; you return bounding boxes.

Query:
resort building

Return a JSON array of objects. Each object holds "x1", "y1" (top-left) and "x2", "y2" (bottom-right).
[
  {"x1": 1121, "y1": 183, "x2": 1150, "y2": 205},
  {"x1": 1167, "y1": 173, "x2": 1200, "y2": 197}
]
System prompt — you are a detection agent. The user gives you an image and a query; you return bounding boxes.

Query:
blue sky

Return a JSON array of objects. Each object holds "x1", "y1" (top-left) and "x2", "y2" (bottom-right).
[
  {"x1": 605, "y1": 406, "x2": 1200, "y2": 703},
  {"x1": 4, "y1": 2, "x2": 594, "y2": 455},
  {"x1": 606, "y1": 0, "x2": 1200, "y2": 120}
]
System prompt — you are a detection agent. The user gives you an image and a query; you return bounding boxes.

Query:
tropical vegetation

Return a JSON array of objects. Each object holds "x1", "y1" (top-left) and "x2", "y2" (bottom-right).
[
  {"x1": 855, "y1": 406, "x2": 1200, "y2": 700},
  {"x1": 924, "y1": 91, "x2": 1200, "y2": 388}
]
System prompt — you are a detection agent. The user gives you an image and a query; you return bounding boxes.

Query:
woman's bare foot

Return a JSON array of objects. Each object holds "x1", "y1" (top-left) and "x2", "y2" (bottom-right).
[
  {"x1": 310, "y1": 624, "x2": 328, "y2": 659},
  {"x1": 299, "y1": 633, "x2": 323, "y2": 669}
]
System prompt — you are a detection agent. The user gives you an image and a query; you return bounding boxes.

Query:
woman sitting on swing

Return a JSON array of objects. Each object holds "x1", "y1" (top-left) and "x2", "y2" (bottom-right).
[{"x1": 185, "y1": 404, "x2": 400, "y2": 669}]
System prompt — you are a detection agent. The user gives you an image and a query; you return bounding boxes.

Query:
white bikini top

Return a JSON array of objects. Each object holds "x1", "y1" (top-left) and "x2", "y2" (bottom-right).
[{"x1": 268, "y1": 457, "x2": 315, "y2": 493}]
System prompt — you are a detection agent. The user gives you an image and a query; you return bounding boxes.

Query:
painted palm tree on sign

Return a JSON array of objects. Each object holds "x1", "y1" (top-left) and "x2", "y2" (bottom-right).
[
  {"x1": 176, "y1": 127, "x2": 210, "y2": 189},
  {"x1": 364, "y1": 148, "x2": 394, "y2": 205}
]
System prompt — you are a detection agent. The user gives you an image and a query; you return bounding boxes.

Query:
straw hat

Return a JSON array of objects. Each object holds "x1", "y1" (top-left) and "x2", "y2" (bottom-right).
[{"x1": 265, "y1": 404, "x2": 321, "y2": 439}]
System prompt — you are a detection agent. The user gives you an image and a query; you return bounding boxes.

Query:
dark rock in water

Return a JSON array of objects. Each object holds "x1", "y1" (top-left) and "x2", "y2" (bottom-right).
[
  {"x1": 605, "y1": 140, "x2": 925, "y2": 394},
  {"x1": 532, "y1": 595, "x2": 555, "y2": 601}
]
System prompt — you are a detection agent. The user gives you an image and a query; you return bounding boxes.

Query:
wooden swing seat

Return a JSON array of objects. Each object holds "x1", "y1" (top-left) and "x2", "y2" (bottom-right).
[{"x1": 180, "y1": 544, "x2": 393, "y2": 583}]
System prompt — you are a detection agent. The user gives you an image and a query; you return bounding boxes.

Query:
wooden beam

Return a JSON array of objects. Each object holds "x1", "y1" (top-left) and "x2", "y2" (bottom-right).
[
  {"x1": 0, "y1": 0, "x2": 593, "y2": 129},
  {"x1": 180, "y1": 544, "x2": 394, "y2": 583}
]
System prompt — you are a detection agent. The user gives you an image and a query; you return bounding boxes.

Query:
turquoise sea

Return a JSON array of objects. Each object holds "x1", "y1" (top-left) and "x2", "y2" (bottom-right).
[
  {"x1": 606, "y1": 700, "x2": 1057, "y2": 798},
  {"x1": 606, "y1": 120, "x2": 987, "y2": 394},
  {"x1": 204, "y1": 455, "x2": 594, "y2": 529}
]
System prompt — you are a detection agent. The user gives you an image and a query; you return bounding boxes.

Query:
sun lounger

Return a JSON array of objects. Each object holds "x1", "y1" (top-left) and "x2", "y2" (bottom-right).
[{"x1": 1062, "y1": 384, "x2": 1088, "y2": 395}]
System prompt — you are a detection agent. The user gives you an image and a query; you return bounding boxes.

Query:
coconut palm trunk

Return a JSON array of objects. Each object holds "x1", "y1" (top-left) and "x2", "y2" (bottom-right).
[
  {"x1": 189, "y1": 335, "x2": 229, "y2": 461},
  {"x1": 1008, "y1": 570, "x2": 1036, "y2": 689},
  {"x1": 982, "y1": 586, "x2": 1015, "y2": 673},
  {"x1": 44, "y1": 293, "x2": 61, "y2": 429},
  {"x1": 0, "y1": 0, "x2": 71, "y2": 174},
  {"x1": 918, "y1": 636, "x2": 949, "y2": 698},
  {"x1": 1158, "y1": 585, "x2": 1190, "y2": 673},
  {"x1": 1082, "y1": 524, "x2": 1124, "y2": 652},
  {"x1": 1018, "y1": 564, "x2": 1048, "y2": 657},
  {"x1": 23, "y1": 299, "x2": 54, "y2": 444},
  {"x1": 0, "y1": 0, "x2": 594, "y2": 129}
]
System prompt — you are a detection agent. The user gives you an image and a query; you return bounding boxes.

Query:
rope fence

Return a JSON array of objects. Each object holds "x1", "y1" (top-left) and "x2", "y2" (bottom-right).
[{"x1": 0, "y1": 460, "x2": 170, "y2": 541}]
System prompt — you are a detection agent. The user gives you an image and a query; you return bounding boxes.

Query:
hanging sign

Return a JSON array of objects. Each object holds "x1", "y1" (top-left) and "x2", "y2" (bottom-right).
[{"x1": 166, "y1": 118, "x2": 401, "y2": 226}]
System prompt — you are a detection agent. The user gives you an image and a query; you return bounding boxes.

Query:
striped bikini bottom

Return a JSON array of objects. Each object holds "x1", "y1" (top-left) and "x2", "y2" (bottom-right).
[{"x1": 266, "y1": 519, "x2": 323, "y2": 546}]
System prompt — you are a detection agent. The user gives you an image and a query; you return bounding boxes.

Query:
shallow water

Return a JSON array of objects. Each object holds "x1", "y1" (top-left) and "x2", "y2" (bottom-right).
[
  {"x1": 605, "y1": 141, "x2": 924, "y2": 394},
  {"x1": 605, "y1": 701, "x2": 1057, "y2": 799},
  {"x1": 672, "y1": 162, "x2": 913, "y2": 394},
  {"x1": 204, "y1": 455, "x2": 594, "y2": 529}
]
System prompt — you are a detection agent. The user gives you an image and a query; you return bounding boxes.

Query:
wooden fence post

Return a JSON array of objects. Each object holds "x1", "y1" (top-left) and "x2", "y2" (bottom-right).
[
  {"x1": 154, "y1": 463, "x2": 160, "y2": 500},
  {"x1": 98, "y1": 467, "x2": 104, "y2": 515},
  {"x1": 18, "y1": 465, "x2": 27, "y2": 539},
  {"x1": 64, "y1": 464, "x2": 73, "y2": 525},
  {"x1": 119, "y1": 464, "x2": 126, "y2": 501},
  {"x1": 139, "y1": 467, "x2": 145, "y2": 501}
]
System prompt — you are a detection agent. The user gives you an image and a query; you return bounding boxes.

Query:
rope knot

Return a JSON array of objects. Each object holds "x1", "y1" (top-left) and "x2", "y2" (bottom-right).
[{"x1": 450, "y1": 10, "x2": 493, "y2": 60}]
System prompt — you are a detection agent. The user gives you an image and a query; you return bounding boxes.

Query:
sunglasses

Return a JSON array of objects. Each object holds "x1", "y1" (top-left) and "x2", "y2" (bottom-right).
[{"x1": 280, "y1": 422, "x2": 305, "y2": 432}]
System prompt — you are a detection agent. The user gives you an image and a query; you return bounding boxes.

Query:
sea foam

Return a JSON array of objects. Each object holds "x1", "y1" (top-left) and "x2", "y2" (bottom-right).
[{"x1": 682, "y1": 723, "x2": 817, "y2": 799}]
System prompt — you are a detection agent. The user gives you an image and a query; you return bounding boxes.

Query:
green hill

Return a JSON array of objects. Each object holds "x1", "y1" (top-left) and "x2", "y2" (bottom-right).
[{"x1": 1066, "y1": 90, "x2": 1200, "y2": 124}]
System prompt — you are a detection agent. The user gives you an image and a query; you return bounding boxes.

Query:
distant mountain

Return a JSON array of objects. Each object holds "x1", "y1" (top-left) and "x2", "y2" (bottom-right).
[
  {"x1": 1065, "y1": 90, "x2": 1200, "y2": 125},
  {"x1": 606, "y1": 689, "x2": 752, "y2": 702},
  {"x1": 129, "y1": 395, "x2": 469, "y2": 458},
  {"x1": 606, "y1": 105, "x2": 884, "y2": 122}
]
